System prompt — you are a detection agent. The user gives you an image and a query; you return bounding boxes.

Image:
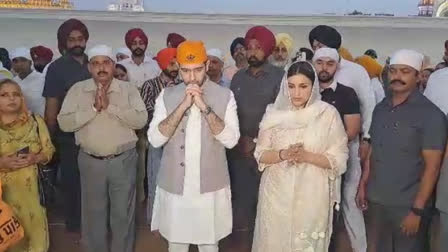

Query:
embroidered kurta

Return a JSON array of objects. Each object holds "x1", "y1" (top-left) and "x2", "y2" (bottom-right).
[
  {"x1": 148, "y1": 89, "x2": 239, "y2": 244},
  {"x1": 252, "y1": 103, "x2": 348, "y2": 252},
  {"x1": 0, "y1": 115, "x2": 55, "y2": 252}
]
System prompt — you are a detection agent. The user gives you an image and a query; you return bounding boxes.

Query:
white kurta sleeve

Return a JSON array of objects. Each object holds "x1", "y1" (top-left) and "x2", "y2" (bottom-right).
[
  {"x1": 148, "y1": 89, "x2": 169, "y2": 148},
  {"x1": 357, "y1": 69, "x2": 376, "y2": 138},
  {"x1": 214, "y1": 91, "x2": 240, "y2": 149}
]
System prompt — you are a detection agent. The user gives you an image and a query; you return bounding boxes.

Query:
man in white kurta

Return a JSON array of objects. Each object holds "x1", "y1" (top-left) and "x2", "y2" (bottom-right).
[
  {"x1": 148, "y1": 40, "x2": 240, "y2": 252},
  {"x1": 11, "y1": 47, "x2": 45, "y2": 116},
  {"x1": 309, "y1": 25, "x2": 376, "y2": 252}
]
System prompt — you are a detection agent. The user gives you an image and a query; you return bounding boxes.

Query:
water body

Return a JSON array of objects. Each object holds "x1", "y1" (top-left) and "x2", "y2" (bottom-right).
[{"x1": 1, "y1": 9, "x2": 447, "y2": 65}]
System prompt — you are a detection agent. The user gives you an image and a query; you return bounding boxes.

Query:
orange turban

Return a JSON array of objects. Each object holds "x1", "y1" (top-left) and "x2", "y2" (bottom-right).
[
  {"x1": 176, "y1": 41, "x2": 207, "y2": 65},
  {"x1": 355, "y1": 55, "x2": 383, "y2": 79},
  {"x1": 156, "y1": 48, "x2": 177, "y2": 70},
  {"x1": 338, "y1": 47, "x2": 354, "y2": 62}
]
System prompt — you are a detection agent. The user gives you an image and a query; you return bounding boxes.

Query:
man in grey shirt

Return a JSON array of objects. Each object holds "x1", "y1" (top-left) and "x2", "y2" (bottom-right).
[
  {"x1": 229, "y1": 26, "x2": 284, "y2": 248},
  {"x1": 357, "y1": 49, "x2": 447, "y2": 252}
]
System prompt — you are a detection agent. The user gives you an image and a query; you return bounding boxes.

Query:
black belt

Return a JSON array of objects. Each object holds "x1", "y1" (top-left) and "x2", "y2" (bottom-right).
[{"x1": 86, "y1": 152, "x2": 124, "y2": 160}]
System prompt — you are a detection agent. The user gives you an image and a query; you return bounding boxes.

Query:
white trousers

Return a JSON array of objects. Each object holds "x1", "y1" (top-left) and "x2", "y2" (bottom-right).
[
  {"x1": 168, "y1": 242, "x2": 219, "y2": 252},
  {"x1": 342, "y1": 141, "x2": 367, "y2": 252}
]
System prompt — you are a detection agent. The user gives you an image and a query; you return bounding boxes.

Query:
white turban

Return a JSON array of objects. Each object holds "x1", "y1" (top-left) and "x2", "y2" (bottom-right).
[
  {"x1": 10, "y1": 47, "x2": 32, "y2": 61},
  {"x1": 115, "y1": 47, "x2": 132, "y2": 57},
  {"x1": 207, "y1": 48, "x2": 224, "y2": 62},
  {"x1": 88, "y1": 45, "x2": 115, "y2": 62},
  {"x1": 390, "y1": 49, "x2": 423, "y2": 71},
  {"x1": 312, "y1": 47, "x2": 340, "y2": 62}
]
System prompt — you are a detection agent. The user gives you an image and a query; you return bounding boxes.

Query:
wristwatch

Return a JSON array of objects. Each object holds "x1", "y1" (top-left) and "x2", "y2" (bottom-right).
[
  {"x1": 202, "y1": 106, "x2": 212, "y2": 115},
  {"x1": 362, "y1": 137, "x2": 371, "y2": 144},
  {"x1": 411, "y1": 207, "x2": 425, "y2": 217}
]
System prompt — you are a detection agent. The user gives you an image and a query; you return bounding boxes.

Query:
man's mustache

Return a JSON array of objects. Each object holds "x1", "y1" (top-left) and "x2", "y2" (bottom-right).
[
  {"x1": 391, "y1": 80, "x2": 406, "y2": 85},
  {"x1": 97, "y1": 71, "x2": 108, "y2": 75}
]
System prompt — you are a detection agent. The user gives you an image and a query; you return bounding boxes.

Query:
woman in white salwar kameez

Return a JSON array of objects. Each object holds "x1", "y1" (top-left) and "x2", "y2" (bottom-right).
[{"x1": 252, "y1": 61, "x2": 349, "y2": 252}]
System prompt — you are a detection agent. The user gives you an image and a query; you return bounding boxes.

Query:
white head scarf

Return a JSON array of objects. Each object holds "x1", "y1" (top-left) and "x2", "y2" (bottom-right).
[
  {"x1": 88, "y1": 45, "x2": 115, "y2": 62},
  {"x1": 390, "y1": 49, "x2": 424, "y2": 71},
  {"x1": 260, "y1": 61, "x2": 327, "y2": 130}
]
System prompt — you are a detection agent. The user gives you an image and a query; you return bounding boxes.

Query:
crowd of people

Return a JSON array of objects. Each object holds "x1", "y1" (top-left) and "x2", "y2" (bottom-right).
[{"x1": 0, "y1": 17, "x2": 448, "y2": 252}]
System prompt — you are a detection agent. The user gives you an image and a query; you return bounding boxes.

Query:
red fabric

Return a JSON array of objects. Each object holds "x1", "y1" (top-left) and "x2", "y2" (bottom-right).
[
  {"x1": 167, "y1": 33, "x2": 186, "y2": 48},
  {"x1": 244, "y1": 26, "x2": 276, "y2": 58},
  {"x1": 125, "y1": 28, "x2": 149, "y2": 49},
  {"x1": 30, "y1": 46, "x2": 53, "y2": 62},
  {"x1": 156, "y1": 48, "x2": 177, "y2": 70},
  {"x1": 57, "y1": 19, "x2": 89, "y2": 54}
]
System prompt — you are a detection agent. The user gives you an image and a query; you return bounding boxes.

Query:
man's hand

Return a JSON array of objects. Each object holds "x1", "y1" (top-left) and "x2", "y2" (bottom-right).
[
  {"x1": 400, "y1": 212, "x2": 421, "y2": 237},
  {"x1": 187, "y1": 84, "x2": 208, "y2": 112},
  {"x1": 238, "y1": 136, "x2": 256, "y2": 158},
  {"x1": 180, "y1": 87, "x2": 194, "y2": 111},
  {"x1": 94, "y1": 88, "x2": 103, "y2": 112},
  {"x1": 356, "y1": 180, "x2": 368, "y2": 211},
  {"x1": 359, "y1": 141, "x2": 370, "y2": 162},
  {"x1": 100, "y1": 87, "x2": 109, "y2": 110}
]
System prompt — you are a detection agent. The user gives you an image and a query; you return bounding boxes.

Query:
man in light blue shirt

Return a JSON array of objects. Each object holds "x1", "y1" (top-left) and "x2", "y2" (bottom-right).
[{"x1": 207, "y1": 48, "x2": 231, "y2": 88}]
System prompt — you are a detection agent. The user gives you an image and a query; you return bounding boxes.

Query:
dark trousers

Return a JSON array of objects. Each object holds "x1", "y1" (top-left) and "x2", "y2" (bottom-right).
[
  {"x1": 441, "y1": 211, "x2": 448, "y2": 252},
  {"x1": 57, "y1": 135, "x2": 81, "y2": 232},
  {"x1": 365, "y1": 202, "x2": 429, "y2": 252},
  {"x1": 228, "y1": 157, "x2": 260, "y2": 232}
]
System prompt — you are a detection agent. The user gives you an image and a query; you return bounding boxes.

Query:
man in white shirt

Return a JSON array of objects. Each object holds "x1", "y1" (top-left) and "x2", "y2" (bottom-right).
[
  {"x1": 309, "y1": 25, "x2": 376, "y2": 252},
  {"x1": 11, "y1": 47, "x2": 45, "y2": 116},
  {"x1": 148, "y1": 41, "x2": 240, "y2": 252},
  {"x1": 206, "y1": 48, "x2": 231, "y2": 88},
  {"x1": 121, "y1": 28, "x2": 161, "y2": 202},
  {"x1": 121, "y1": 28, "x2": 161, "y2": 90},
  {"x1": 424, "y1": 67, "x2": 448, "y2": 114}
]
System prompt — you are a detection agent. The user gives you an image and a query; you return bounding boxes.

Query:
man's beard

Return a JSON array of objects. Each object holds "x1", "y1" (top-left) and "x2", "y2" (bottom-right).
[
  {"x1": 318, "y1": 71, "x2": 335, "y2": 83},
  {"x1": 34, "y1": 64, "x2": 45, "y2": 73},
  {"x1": 68, "y1": 46, "x2": 86, "y2": 56},
  {"x1": 132, "y1": 48, "x2": 145, "y2": 57},
  {"x1": 269, "y1": 55, "x2": 288, "y2": 68},
  {"x1": 247, "y1": 56, "x2": 265, "y2": 68},
  {"x1": 163, "y1": 69, "x2": 178, "y2": 79},
  {"x1": 234, "y1": 53, "x2": 246, "y2": 63}
]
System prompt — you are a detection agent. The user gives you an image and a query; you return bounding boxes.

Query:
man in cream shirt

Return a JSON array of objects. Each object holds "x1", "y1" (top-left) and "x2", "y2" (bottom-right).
[{"x1": 58, "y1": 45, "x2": 148, "y2": 252}]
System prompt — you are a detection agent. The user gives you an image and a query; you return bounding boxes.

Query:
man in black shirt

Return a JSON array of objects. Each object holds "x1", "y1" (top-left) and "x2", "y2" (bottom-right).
[
  {"x1": 43, "y1": 19, "x2": 91, "y2": 234},
  {"x1": 313, "y1": 48, "x2": 365, "y2": 252}
]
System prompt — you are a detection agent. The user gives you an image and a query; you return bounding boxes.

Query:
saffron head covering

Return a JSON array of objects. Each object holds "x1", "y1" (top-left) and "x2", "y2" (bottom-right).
[
  {"x1": 167, "y1": 33, "x2": 186, "y2": 48},
  {"x1": 355, "y1": 55, "x2": 383, "y2": 78},
  {"x1": 177, "y1": 41, "x2": 207, "y2": 65},
  {"x1": 125, "y1": 28, "x2": 149, "y2": 49},
  {"x1": 245, "y1": 26, "x2": 276, "y2": 58},
  {"x1": 156, "y1": 48, "x2": 177, "y2": 70},
  {"x1": 57, "y1": 19, "x2": 89, "y2": 54},
  {"x1": 275, "y1": 33, "x2": 294, "y2": 54},
  {"x1": 308, "y1": 25, "x2": 342, "y2": 50},
  {"x1": 338, "y1": 47, "x2": 354, "y2": 62}
]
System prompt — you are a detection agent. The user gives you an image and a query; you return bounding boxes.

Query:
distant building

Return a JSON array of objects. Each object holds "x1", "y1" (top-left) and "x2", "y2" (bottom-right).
[
  {"x1": 0, "y1": 0, "x2": 73, "y2": 9},
  {"x1": 418, "y1": 0, "x2": 435, "y2": 16},
  {"x1": 434, "y1": 0, "x2": 448, "y2": 16},
  {"x1": 108, "y1": 0, "x2": 144, "y2": 12}
]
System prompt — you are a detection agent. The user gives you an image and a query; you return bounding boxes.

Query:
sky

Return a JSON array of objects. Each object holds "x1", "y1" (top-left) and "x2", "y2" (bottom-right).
[{"x1": 75, "y1": 0, "x2": 419, "y2": 16}]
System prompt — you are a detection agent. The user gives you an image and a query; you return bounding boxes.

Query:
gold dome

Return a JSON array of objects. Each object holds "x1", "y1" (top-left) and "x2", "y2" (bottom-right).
[{"x1": 0, "y1": 0, "x2": 73, "y2": 9}]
